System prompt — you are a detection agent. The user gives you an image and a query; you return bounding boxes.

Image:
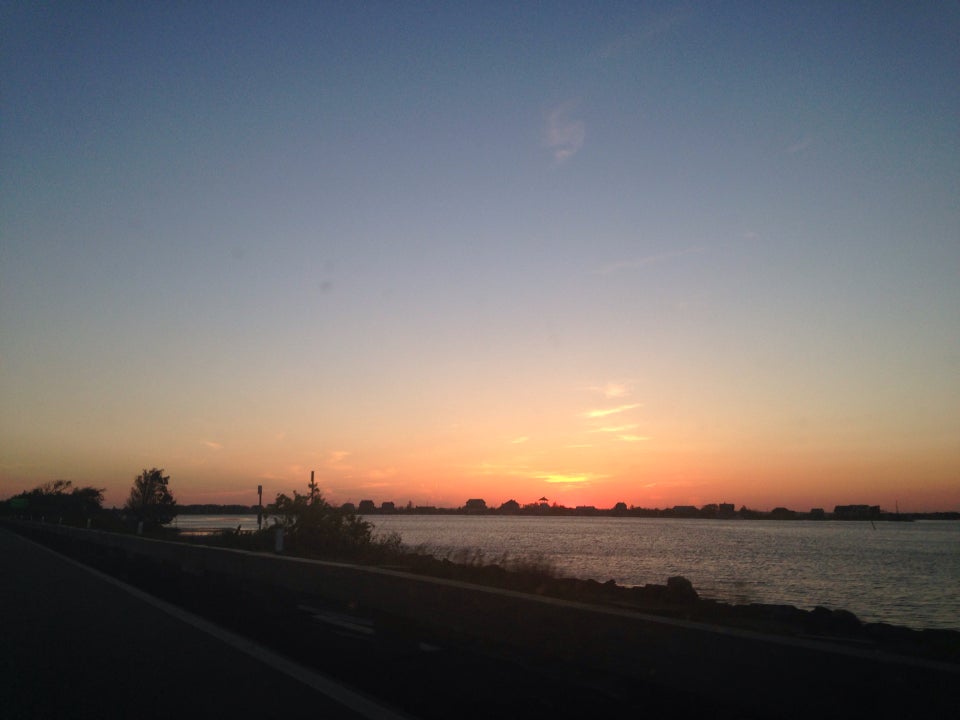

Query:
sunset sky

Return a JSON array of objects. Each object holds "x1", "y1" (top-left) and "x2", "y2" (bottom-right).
[{"x1": 2, "y1": 2, "x2": 958, "y2": 512}]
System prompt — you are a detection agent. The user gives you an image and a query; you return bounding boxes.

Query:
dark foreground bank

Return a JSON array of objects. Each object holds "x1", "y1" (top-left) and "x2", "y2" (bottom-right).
[
  {"x1": 0, "y1": 527, "x2": 397, "y2": 720},
  {"x1": 4, "y1": 521, "x2": 958, "y2": 719}
]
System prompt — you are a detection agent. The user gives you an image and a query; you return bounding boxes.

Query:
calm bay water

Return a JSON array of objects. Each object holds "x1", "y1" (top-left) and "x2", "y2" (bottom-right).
[
  {"x1": 173, "y1": 514, "x2": 263, "y2": 533},
  {"x1": 177, "y1": 514, "x2": 960, "y2": 631},
  {"x1": 367, "y1": 515, "x2": 960, "y2": 632}
]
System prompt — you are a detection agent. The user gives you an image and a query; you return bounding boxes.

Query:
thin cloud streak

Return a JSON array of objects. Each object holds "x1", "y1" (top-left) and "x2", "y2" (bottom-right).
[
  {"x1": 470, "y1": 463, "x2": 606, "y2": 487},
  {"x1": 544, "y1": 101, "x2": 585, "y2": 162},
  {"x1": 584, "y1": 403, "x2": 641, "y2": 418},
  {"x1": 539, "y1": 472, "x2": 605, "y2": 484},
  {"x1": 597, "y1": 9, "x2": 693, "y2": 59},
  {"x1": 596, "y1": 246, "x2": 706, "y2": 275},
  {"x1": 592, "y1": 423, "x2": 639, "y2": 433}
]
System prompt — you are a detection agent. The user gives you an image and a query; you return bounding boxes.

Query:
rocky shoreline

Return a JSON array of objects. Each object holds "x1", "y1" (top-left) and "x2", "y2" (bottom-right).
[{"x1": 385, "y1": 550, "x2": 960, "y2": 665}]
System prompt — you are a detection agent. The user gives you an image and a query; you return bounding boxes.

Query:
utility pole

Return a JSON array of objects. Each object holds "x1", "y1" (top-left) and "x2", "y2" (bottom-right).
[{"x1": 257, "y1": 484, "x2": 263, "y2": 530}]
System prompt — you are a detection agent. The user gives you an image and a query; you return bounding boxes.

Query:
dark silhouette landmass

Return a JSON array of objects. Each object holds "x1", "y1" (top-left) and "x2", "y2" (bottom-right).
[{"x1": 4, "y1": 518, "x2": 957, "y2": 719}]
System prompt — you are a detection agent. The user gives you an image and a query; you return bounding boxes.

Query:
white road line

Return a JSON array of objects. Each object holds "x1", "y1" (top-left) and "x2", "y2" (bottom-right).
[{"x1": 18, "y1": 532, "x2": 414, "y2": 720}]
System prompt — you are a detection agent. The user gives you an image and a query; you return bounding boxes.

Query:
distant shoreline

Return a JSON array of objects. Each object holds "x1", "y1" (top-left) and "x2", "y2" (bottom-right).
[{"x1": 175, "y1": 503, "x2": 959, "y2": 522}]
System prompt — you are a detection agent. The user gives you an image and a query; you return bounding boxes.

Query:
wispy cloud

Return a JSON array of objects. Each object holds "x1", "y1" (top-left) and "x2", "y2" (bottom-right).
[
  {"x1": 538, "y1": 472, "x2": 608, "y2": 484},
  {"x1": 287, "y1": 464, "x2": 309, "y2": 476},
  {"x1": 588, "y1": 382, "x2": 629, "y2": 398},
  {"x1": 538, "y1": 473, "x2": 597, "y2": 485},
  {"x1": 202, "y1": 440, "x2": 223, "y2": 450},
  {"x1": 328, "y1": 450, "x2": 350, "y2": 465},
  {"x1": 544, "y1": 101, "x2": 585, "y2": 162},
  {"x1": 596, "y1": 246, "x2": 705, "y2": 275},
  {"x1": 584, "y1": 403, "x2": 641, "y2": 419},
  {"x1": 470, "y1": 463, "x2": 605, "y2": 487},
  {"x1": 591, "y1": 423, "x2": 639, "y2": 433},
  {"x1": 786, "y1": 135, "x2": 814, "y2": 154},
  {"x1": 617, "y1": 434, "x2": 650, "y2": 443},
  {"x1": 598, "y1": 10, "x2": 693, "y2": 59},
  {"x1": 327, "y1": 451, "x2": 353, "y2": 473},
  {"x1": 510, "y1": 436, "x2": 529, "y2": 444}
]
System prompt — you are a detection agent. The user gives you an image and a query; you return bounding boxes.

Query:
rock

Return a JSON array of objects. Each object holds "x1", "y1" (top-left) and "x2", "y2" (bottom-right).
[
  {"x1": 806, "y1": 606, "x2": 862, "y2": 636},
  {"x1": 829, "y1": 608, "x2": 862, "y2": 635},
  {"x1": 666, "y1": 575, "x2": 699, "y2": 604}
]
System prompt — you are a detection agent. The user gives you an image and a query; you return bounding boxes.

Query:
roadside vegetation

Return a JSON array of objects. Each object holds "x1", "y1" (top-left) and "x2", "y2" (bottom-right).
[
  {"x1": 1, "y1": 468, "x2": 177, "y2": 533},
  {"x1": 0, "y1": 480, "x2": 108, "y2": 527},
  {"x1": 1, "y1": 473, "x2": 556, "y2": 583}
]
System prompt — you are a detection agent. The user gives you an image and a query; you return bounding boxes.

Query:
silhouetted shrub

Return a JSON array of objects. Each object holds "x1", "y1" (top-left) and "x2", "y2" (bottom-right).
[{"x1": 125, "y1": 468, "x2": 177, "y2": 529}]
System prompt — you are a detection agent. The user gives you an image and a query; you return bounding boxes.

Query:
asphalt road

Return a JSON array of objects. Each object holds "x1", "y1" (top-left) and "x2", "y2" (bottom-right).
[{"x1": 0, "y1": 528, "x2": 408, "y2": 720}]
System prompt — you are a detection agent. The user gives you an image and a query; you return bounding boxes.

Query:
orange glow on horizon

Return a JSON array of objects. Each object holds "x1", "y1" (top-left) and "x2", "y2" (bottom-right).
[{"x1": 2, "y1": 376, "x2": 957, "y2": 514}]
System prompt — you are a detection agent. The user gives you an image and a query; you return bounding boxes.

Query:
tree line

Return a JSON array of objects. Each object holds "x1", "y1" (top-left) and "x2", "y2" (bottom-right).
[
  {"x1": 1, "y1": 469, "x2": 388, "y2": 560},
  {"x1": 1, "y1": 468, "x2": 177, "y2": 531}
]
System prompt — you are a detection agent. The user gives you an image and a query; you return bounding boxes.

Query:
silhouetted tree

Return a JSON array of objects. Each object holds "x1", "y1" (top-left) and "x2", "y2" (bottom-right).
[
  {"x1": 2, "y1": 480, "x2": 104, "y2": 524},
  {"x1": 125, "y1": 468, "x2": 177, "y2": 529}
]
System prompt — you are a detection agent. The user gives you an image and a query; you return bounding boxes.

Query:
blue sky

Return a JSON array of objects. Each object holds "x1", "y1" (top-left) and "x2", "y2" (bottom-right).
[{"x1": 2, "y1": 2, "x2": 958, "y2": 510}]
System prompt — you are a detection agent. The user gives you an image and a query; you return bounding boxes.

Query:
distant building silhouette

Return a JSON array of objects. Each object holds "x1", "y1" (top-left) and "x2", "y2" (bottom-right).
[
  {"x1": 499, "y1": 499, "x2": 520, "y2": 513},
  {"x1": 833, "y1": 505, "x2": 880, "y2": 520}
]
